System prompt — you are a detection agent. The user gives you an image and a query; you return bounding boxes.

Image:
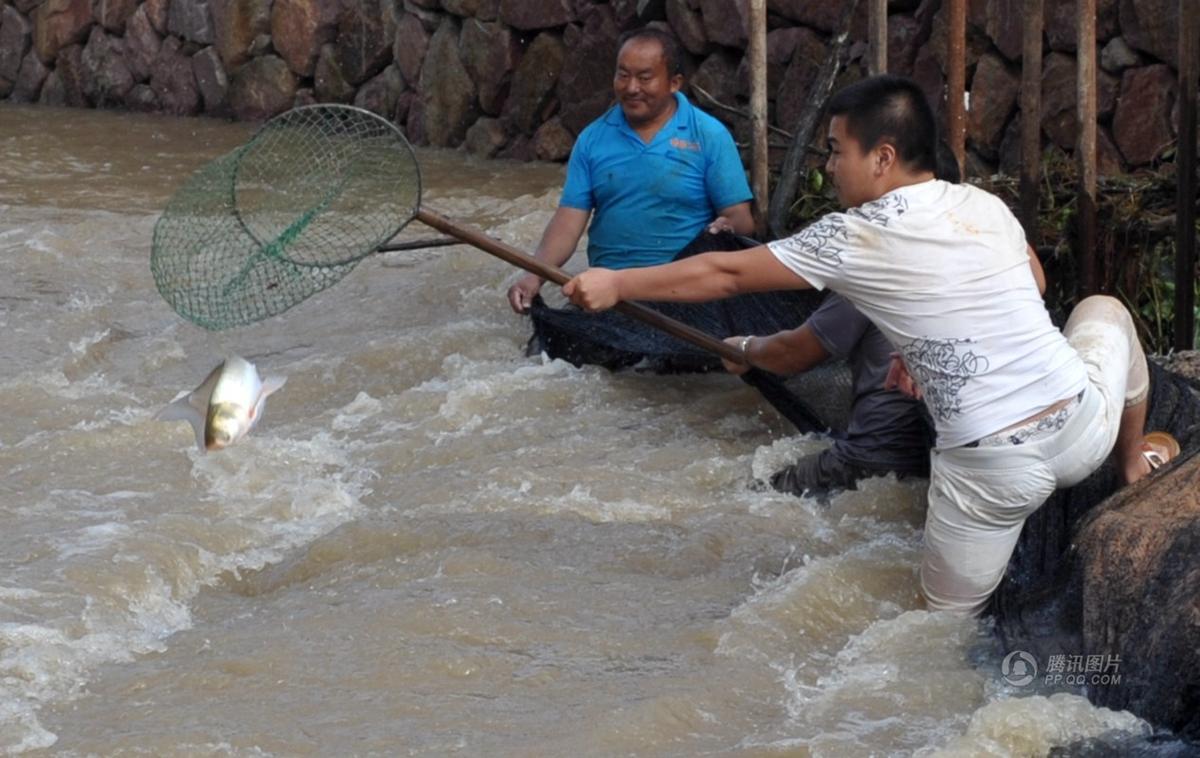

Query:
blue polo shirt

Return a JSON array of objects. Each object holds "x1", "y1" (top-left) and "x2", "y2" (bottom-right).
[{"x1": 560, "y1": 92, "x2": 753, "y2": 270}]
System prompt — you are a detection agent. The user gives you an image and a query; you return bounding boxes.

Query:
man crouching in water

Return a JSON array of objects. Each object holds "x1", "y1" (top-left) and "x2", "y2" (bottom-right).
[{"x1": 562, "y1": 75, "x2": 1175, "y2": 615}]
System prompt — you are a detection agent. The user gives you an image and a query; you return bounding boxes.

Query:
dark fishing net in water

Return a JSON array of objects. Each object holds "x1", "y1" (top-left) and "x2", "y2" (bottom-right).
[
  {"x1": 990, "y1": 361, "x2": 1200, "y2": 739},
  {"x1": 529, "y1": 231, "x2": 854, "y2": 434},
  {"x1": 151, "y1": 105, "x2": 420, "y2": 330}
]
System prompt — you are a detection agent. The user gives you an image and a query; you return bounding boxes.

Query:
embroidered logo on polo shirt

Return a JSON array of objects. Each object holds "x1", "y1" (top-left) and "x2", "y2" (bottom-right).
[{"x1": 670, "y1": 137, "x2": 701, "y2": 152}]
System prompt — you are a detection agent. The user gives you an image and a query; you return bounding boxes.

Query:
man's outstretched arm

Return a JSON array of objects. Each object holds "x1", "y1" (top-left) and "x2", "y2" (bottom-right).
[
  {"x1": 507, "y1": 207, "x2": 590, "y2": 313},
  {"x1": 563, "y1": 245, "x2": 812, "y2": 311}
]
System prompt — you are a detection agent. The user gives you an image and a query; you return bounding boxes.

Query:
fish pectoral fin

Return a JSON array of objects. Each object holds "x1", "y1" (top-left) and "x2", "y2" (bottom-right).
[
  {"x1": 156, "y1": 397, "x2": 208, "y2": 453},
  {"x1": 261, "y1": 375, "x2": 287, "y2": 398}
]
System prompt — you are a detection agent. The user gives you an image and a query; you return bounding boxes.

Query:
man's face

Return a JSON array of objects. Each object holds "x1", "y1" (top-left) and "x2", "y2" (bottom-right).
[
  {"x1": 825, "y1": 115, "x2": 880, "y2": 209},
  {"x1": 613, "y1": 39, "x2": 681, "y2": 128}
]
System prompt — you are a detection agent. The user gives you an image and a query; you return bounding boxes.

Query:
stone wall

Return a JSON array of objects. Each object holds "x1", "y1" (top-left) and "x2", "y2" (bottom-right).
[{"x1": 0, "y1": 0, "x2": 1187, "y2": 172}]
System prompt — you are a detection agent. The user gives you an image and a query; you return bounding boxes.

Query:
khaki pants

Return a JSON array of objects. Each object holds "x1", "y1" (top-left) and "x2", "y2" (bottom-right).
[{"x1": 920, "y1": 296, "x2": 1149, "y2": 615}]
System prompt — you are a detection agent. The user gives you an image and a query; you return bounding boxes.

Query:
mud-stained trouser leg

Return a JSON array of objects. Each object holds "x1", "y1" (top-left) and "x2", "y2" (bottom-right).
[{"x1": 920, "y1": 295, "x2": 1146, "y2": 614}]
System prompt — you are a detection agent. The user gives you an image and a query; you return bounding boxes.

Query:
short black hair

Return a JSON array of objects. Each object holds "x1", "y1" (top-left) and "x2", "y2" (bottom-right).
[
  {"x1": 617, "y1": 28, "x2": 684, "y2": 78},
  {"x1": 827, "y1": 75, "x2": 938, "y2": 174}
]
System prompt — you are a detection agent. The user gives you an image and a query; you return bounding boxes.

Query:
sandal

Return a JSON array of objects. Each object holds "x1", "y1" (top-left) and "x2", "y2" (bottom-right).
[{"x1": 1141, "y1": 431, "x2": 1181, "y2": 471}]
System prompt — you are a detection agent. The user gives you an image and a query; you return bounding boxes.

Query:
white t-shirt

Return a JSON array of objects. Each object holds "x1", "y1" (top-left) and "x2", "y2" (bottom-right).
[{"x1": 768, "y1": 179, "x2": 1087, "y2": 448}]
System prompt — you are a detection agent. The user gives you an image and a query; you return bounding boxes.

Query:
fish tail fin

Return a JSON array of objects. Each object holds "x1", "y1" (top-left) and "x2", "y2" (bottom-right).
[{"x1": 156, "y1": 396, "x2": 207, "y2": 453}]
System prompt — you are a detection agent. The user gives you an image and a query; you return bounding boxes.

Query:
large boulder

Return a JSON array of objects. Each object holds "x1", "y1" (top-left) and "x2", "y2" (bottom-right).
[
  {"x1": 1111, "y1": 64, "x2": 1177, "y2": 166},
  {"x1": 559, "y1": 88, "x2": 612, "y2": 135},
  {"x1": 210, "y1": 0, "x2": 272, "y2": 69},
  {"x1": 313, "y1": 43, "x2": 355, "y2": 102},
  {"x1": 499, "y1": 0, "x2": 574, "y2": 30},
  {"x1": 555, "y1": 6, "x2": 619, "y2": 116},
  {"x1": 1039, "y1": 52, "x2": 1119, "y2": 152},
  {"x1": 0, "y1": 6, "x2": 32, "y2": 95},
  {"x1": 393, "y1": 12, "x2": 430, "y2": 88},
  {"x1": 442, "y1": 0, "x2": 500, "y2": 19},
  {"x1": 690, "y1": 49, "x2": 741, "y2": 117},
  {"x1": 699, "y1": 0, "x2": 747, "y2": 49},
  {"x1": 464, "y1": 115, "x2": 508, "y2": 157},
  {"x1": 271, "y1": 0, "x2": 338, "y2": 77},
  {"x1": 501, "y1": 30, "x2": 564, "y2": 133},
  {"x1": 33, "y1": 0, "x2": 93, "y2": 63},
  {"x1": 94, "y1": 0, "x2": 138, "y2": 33},
  {"x1": 38, "y1": 71, "x2": 66, "y2": 105},
  {"x1": 459, "y1": 19, "x2": 519, "y2": 115},
  {"x1": 81, "y1": 25, "x2": 134, "y2": 106},
  {"x1": 773, "y1": 29, "x2": 828, "y2": 131},
  {"x1": 665, "y1": 0, "x2": 707, "y2": 56},
  {"x1": 10, "y1": 49, "x2": 49, "y2": 102},
  {"x1": 353, "y1": 63, "x2": 405, "y2": 117},
  {"x1": 966, "y1": 52, "x2": 1018, "y2": 157},
  {"x1": 767, "y1": 0, "x2": 867, "y2": 37},
  {"x1": 150, "y1": 36, "x2": 201, "y2": 115},
  {"x1": 336, "y1": 0, "x2": 396, "y2": 85},
  {"x1": 229, "y1": 53, "x2": 297, "y2": 120},
  {"x1": 123, "y1": 5, "x2": 162, "y2": 83},
  {"x1": 886, "y1": 13, "x2": 922, "y2": 77},
  {"x1": 1045, "y1": 0, "x2": 1118, "y2": 52},
  {"x1": 975, "y1": 0, "x2": 1022, "y2": 62},
  {"x1": 191, "y1": 45, "x2": 229, "y2": 114},
  {"x1": 145, "y1": 0, "x2": 170, "y2": 33},
  {"x1": 1117, "y1": 0, "x2": 1174, "y2": 66},
  {"x1": 167, "y1": 0, "x2": 215, "y2": 45},
  {"x1": 54, "y1": 43, "x2": 90, "y2": 106},
  {"x1": 533, "y1": 116, "x2": 574, "y2": 161},
  {"x1": 420, "y1": 18, "x2": 478, "y2": 146},
  {"x1": 125, "y1": 82, "x2": 160, "y2": 110},
  {"x1": 1100, "y1": 36, "x2": 1141, "y2": 74}
]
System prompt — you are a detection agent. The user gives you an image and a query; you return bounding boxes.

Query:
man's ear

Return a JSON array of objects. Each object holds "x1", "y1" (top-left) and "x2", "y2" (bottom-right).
[
  {"x1": 669, "y1": 74, "x2": 683, "y2": 94},
  {"x1": 875, "y1": 143, "x2": 898, "y2": 174}
]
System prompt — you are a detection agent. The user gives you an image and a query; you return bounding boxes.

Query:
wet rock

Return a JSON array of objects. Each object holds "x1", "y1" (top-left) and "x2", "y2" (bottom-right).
[
  {"x1": 393, "y1": 12, "x2": 430, "y2": 88},
  {"x1": 459, "y1": 19, "x2": 519, "y2": 115},
  {"x1": 336, "y1": 0, "x2": 396, "y2": 85},
  {"x1": 38, "y1": 71, "x2": 66, "y2": 105},
  {"x1": 420, "y1": 17, "x2": 478, "y2": 146},
  {"x1": 0, "y1": 6, "x2": 32, "y2": 94},
  {"x1": 33, "y1": 0, "x2": 93, "y2": 64},
  {"x1": 125, "y1": 82, "x2": 160, "y2": 110},
  {"x1": 124, "y1": 6, "x2": 161, "y2": 83},
  {"x1": 977, "y1": 0, "x2": 1021, "y2": 62},
  {"x1": 442, "y1": 0, "x2": 500, "y2": 19},
  {"x1": 499, "y1": 0, "x2": 574, "y2": 30},
  {"x1": 271, "y1": 0, "x2": 338, "y2": 77},
  {"x1": 394, "y1": 88, "x2": 415, "y2": 123},
  {"x1": 55, "y1": 43, "x2": 91, "y2": 106},
  {"x1": 774, "y1": 30, "x2": 828, "y2": 130},
  {"x1": 665, "y1": 0, "x2": 708, "y2": 56},
  {"x1": 556, "y1": 5, "x2": 619, "y2": 115},
  {"x1": 145, "y1": 0, "x2": 170, "y2": 34},
  {"x1": 81, "y1": 25, "x2": 134, "y2": 106},
  {"x1": 1040, "y1": 52, "x2": 1119, "y2": 151},
  {"x1": 534, "y1": 116, "x2": 574, "y2": 161},
  {"x1": 1045, "y1": 0, "x2": 1117, "y2": 51},
  {"x1": 405, "y1": 93, "x2": 426, "y2": 144},
  {"x1": 700, "y1": 0, "x2": 748, "y2": 49},
  {"x1": 151, "y1": 36, "x2": 201, "y2": 115},
  {"x1": 94, "y1": 0, "x2": 138, "y2": 33},
  {"x1": 1100, "y1": 36, "x2": 1141, "y2": 74},
  {"x1": 497, "y1": 132, "x2": 535, "y2": 160},
  {"x1": 313, "y1": 42, "x2": 355, "y2": 102},
  {"x1": 967, "y1": 52, "x2": 1018, "y2": 157},
  {"x1": 168, "y1": 0, "x2": 214, "y2": 45},
  {"x1": 10, "y1": 49, "x2": 50, "y2": 102},
  {"x1": 353, "y1": 63, "x2": 405, "y2": 117},
  {"x1": 464, "y1": 115, "x2": 508, "y2": 157},
  {"x1": 210, "y1": 0, "x2": 271, "y2": 69},
  {"x1": 501, "y1": 31, "x2": 564, "y2": 133},
  {"x1": 767, "y1": 0, "x2": 867, "y2": 37},
  {"x1": 192, "y1": 45, "x2": 229, "y2": 114},
  {"x1": 1111, "y1": 64, "x2": 1176, "y2": 166},
  {"x1": 1118, "y1": 0, "x2": 1174, "y2": 66},
  {"x1": 229, "y1": 53, "x2": 296, "y2": 120}
]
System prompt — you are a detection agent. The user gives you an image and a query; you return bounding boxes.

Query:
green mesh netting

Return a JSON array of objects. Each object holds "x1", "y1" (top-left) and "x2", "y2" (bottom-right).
[{"x1": 151, "y1": 105, "x2": 421, "y2": 330}]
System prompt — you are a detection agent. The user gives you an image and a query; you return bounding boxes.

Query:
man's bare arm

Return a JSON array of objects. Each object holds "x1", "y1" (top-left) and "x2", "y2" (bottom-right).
[
  {"x1": 508, "y1": 207, "x2": 591, "y2": 313},
  {"x1": 722, "y1": 326, "x2": 831, "y2": 376},
  {"x1": 1027, "y1": 244, "x2": 1046, "y2": 296},
  {"x1": 717, "y1": 201, "x2": 755, "y2": 236}
]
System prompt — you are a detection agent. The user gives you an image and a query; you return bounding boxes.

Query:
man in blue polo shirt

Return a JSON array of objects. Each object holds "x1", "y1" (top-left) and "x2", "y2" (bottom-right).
[{"x1": 506, "y1": 28, "x2": 754, "y2": 313}]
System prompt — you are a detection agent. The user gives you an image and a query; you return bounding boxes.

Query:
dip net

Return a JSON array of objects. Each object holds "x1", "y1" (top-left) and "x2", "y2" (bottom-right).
[{"x1": 151, "y1": 105, "x2": 421, "y2": 330}]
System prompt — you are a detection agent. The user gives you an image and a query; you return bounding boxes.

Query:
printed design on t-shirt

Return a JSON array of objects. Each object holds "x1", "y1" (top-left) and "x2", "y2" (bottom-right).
[
  {"x1": 899, "y1": 336, "x2": 989, "y2": 422},
  {"x1": 849, "y1": 193, "x2": 908, "y2": 226},
  {"x1": 790, "y1": 214, "x2": 850, "y2": 265}
]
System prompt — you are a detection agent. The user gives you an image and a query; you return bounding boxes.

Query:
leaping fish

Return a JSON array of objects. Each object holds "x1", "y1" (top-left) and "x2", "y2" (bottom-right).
[{"x1": 157, "y1": 356, "x2": 286, "y2": 452}]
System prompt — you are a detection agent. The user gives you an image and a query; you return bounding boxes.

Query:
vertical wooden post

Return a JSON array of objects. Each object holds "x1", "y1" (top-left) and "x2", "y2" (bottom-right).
[
  {"x1": 1076, "y1": 0, "x2": 1098, "y2": 296},
  {"x1": 1176, "y1": 0, "x2": 1198, "y2": 350},
  {"x1": 1019, "y1": 0, "x2": 1044, "y2": 241},
  {"x1": 868, "y1": 0, "x2": 888, "y2": 75},
  {"x1": 748, "y1": 0, "x2": 769, "y2": 238},
  {"x1": 946, "y1": 0, "x2": 967, "y2": 178}
]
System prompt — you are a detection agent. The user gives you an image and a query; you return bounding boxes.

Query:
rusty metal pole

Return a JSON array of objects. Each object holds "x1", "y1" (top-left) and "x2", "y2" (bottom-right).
[
  {"x1": 868, "y1": 0, "x2": 888, "y2": 75},
  {"x1": 1019, "y1": 0, "x2": 1044, "y2": 241},
  {"x1": 947, "y1": 0, "x2": 967, "y2": 178},
  {"x1": 1076, "y1": 0, "x2": 1098, "y2": 295},
  {"x1": 749, "y1": 0, "x2": 770, "y2": 238},
  {"x1": 1176, "y1": 0, "x2": 1197, "y2": 349}
]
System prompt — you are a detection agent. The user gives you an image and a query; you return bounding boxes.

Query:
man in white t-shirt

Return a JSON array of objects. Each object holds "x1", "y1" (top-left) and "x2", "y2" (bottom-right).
[{"x1": 561, "y1": 75, "x2": 1173, "y2": 615}]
